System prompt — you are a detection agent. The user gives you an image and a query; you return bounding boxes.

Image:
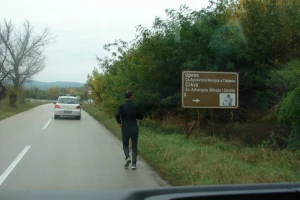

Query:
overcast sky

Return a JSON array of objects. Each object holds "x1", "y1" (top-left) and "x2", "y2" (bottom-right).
[{"x1": 1, "y1": 0, "x2": 210, "y2": 83}]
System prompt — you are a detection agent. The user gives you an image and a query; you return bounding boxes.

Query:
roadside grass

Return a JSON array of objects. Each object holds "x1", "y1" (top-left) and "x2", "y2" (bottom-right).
[
  {"x1": 83, "y1": 104, "x2": 300, "y2": 186},
  {"x1": 82, "y1": 104, "x2": 121, "y2": 138},
  {"x1": 0, "y1": 100, "x2": 51, "y2": 120}
]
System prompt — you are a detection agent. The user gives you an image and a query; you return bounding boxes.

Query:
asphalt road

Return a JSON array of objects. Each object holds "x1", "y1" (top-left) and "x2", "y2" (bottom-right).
[{"x1": 0, "y1": 104, "x2": 168, "y2": 191}]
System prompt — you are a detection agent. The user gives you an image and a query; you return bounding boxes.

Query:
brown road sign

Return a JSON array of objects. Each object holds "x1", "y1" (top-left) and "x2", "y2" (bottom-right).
[{"x1": 182, "y1": 71, "x2": 239, "y2": 108}]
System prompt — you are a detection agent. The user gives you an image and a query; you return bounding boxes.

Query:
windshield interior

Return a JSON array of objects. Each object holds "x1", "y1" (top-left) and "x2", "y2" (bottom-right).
[{"x1": 0, "y1": 0, "x2": 299, "y2": 194}]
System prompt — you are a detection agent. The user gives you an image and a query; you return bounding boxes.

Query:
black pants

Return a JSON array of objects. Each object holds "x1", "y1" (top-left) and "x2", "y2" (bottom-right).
[{"x1": 122, "y1": 133, "x2": 138, "y2": 164}]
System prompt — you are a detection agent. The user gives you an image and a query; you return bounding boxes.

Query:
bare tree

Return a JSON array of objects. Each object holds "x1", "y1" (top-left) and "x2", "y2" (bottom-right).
[
  {"x1": 0, "y1": 31, "x2": 12, "y2": 100},
  {"x1": 0, "y1": 43, "x2": 9, "y2": 83},
  {"x1": 0, "y1": 24, "x2": 9, "y2": 81},
  {"x1": 0, "y1": 19, "x2": 54, "y2": 105}
]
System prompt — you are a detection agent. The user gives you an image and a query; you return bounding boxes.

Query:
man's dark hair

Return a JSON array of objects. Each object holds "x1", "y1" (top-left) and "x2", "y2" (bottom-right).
[{"x1": 125, "y1": 90, "x2": 134, "y2": 99}]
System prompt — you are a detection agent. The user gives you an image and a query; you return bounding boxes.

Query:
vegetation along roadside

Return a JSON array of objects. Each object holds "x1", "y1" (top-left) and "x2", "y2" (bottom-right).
[
  {"x1": 83, "y1": 104, "x2": 300, "y2": 186},
  {"x1": 0, "y1": 100, "x2": 51, "y2": 121}
]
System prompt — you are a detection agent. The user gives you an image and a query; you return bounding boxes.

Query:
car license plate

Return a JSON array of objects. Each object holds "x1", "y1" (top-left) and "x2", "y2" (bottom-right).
[{"x1": 64, "y1": 111, "x2": 72, "y2": 114}]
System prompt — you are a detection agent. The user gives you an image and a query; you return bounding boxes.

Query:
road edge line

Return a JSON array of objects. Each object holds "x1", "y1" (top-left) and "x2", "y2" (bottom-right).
[{"x1": 0, "y1": 146, "x2": 31, "y2": 186}]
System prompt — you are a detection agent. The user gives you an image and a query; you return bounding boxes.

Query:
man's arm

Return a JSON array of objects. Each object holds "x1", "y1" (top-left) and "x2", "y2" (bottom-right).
[
  {"x1": 136, "y1": 105, "x2": 144, "y2": 120},
  {"x1": 115, "y1": 105, "x2": 122, "y2": 125}
]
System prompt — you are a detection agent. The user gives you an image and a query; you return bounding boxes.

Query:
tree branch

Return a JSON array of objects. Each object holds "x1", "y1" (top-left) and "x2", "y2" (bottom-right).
[{"x1": 0, "y1": 19, "x2": 54, "y2": 90}]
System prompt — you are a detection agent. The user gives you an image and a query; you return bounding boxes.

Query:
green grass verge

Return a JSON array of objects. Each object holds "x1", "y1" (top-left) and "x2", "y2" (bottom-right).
[
  {"x1": 83, "y1": 104, "x2": 300, "y2": 186},
  {"x1": 0, "y1": 100, "x2": 51, "y2": 120}
]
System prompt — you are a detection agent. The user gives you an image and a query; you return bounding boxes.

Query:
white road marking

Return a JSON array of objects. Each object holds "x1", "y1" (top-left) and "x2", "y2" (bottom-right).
[
  {"x1": 42, "y1": 118, "x2": 52, "y2": 130},
  {"x1": 0, "y1": 146, "x2": 31, "y2": 186}
]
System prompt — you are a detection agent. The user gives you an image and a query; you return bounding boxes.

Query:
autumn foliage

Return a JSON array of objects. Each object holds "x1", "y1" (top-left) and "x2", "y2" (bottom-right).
[{"x1": 87, "y1": 0, "x2": 300, "y2": 147}]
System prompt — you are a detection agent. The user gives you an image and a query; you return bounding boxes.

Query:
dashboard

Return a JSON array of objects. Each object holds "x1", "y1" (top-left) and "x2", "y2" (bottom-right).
[{"x1": 1, "y1": 182, "x2": 299, "y2": 200}]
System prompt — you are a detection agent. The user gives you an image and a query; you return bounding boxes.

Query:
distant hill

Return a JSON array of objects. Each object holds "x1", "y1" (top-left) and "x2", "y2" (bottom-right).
[{"x1": 24, "y1": 80, "x2": 85, "y2": 90}]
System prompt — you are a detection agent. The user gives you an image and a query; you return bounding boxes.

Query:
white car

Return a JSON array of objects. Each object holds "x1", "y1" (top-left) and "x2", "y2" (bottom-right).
[{"x1": 53, "y1": 94, "x2": 81, "y2": 120}]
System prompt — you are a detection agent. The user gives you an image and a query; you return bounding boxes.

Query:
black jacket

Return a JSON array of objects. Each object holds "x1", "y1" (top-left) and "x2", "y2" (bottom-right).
[{"x1": 115, "y1": 100, "x2": 143, "y2": 134}]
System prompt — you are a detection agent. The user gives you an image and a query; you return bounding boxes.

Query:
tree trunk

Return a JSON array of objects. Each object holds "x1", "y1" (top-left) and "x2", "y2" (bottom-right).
[
  {"x1": 10, "y1": 72, "x2": 20, "y2": 107},
  {"x1": 9, "y1": 93, "x2": 17, "y2": 107},
  {"x1": 0, "y1": 85, "x2": 7, "y2": 101}
]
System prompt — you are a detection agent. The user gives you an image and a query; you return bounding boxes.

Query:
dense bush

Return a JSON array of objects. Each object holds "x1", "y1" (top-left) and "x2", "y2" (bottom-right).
[{"x1": 86, "y1": 0, "x2": 300, "y2": 147}]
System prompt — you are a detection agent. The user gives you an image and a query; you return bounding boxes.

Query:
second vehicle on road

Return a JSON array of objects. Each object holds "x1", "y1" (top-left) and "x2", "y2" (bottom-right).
[{"x1": 53, "y1": 94, "x2": 81, "y2": 120}]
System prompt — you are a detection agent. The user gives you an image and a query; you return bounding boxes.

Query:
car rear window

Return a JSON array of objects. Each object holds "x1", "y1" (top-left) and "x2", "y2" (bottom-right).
[{"x1": 58, "y1": 98, "x2": 78, "y2": 104}]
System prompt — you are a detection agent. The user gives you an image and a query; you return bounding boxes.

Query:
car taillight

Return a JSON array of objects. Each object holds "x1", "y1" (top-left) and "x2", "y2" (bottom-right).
[
  {"x1": 76, "y1": 106, "x2": 81, "y2": 109},
  {"x1": 55, "y1": 105, "x2": 60, "y2": 108}
]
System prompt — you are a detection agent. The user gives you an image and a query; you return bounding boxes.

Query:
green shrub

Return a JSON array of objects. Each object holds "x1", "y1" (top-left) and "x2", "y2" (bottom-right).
[{"x1": 278, "y1": 86, "x2": 300, "y2": 148}]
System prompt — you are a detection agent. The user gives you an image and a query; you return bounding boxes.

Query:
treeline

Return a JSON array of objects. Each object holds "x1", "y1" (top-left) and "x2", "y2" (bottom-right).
[
  {"x1": 24, "y1": 87, "x2": 89, "y2": 100},
  {"x1": 87, "y1": 0, "x2": 300, "y2": 148}
]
